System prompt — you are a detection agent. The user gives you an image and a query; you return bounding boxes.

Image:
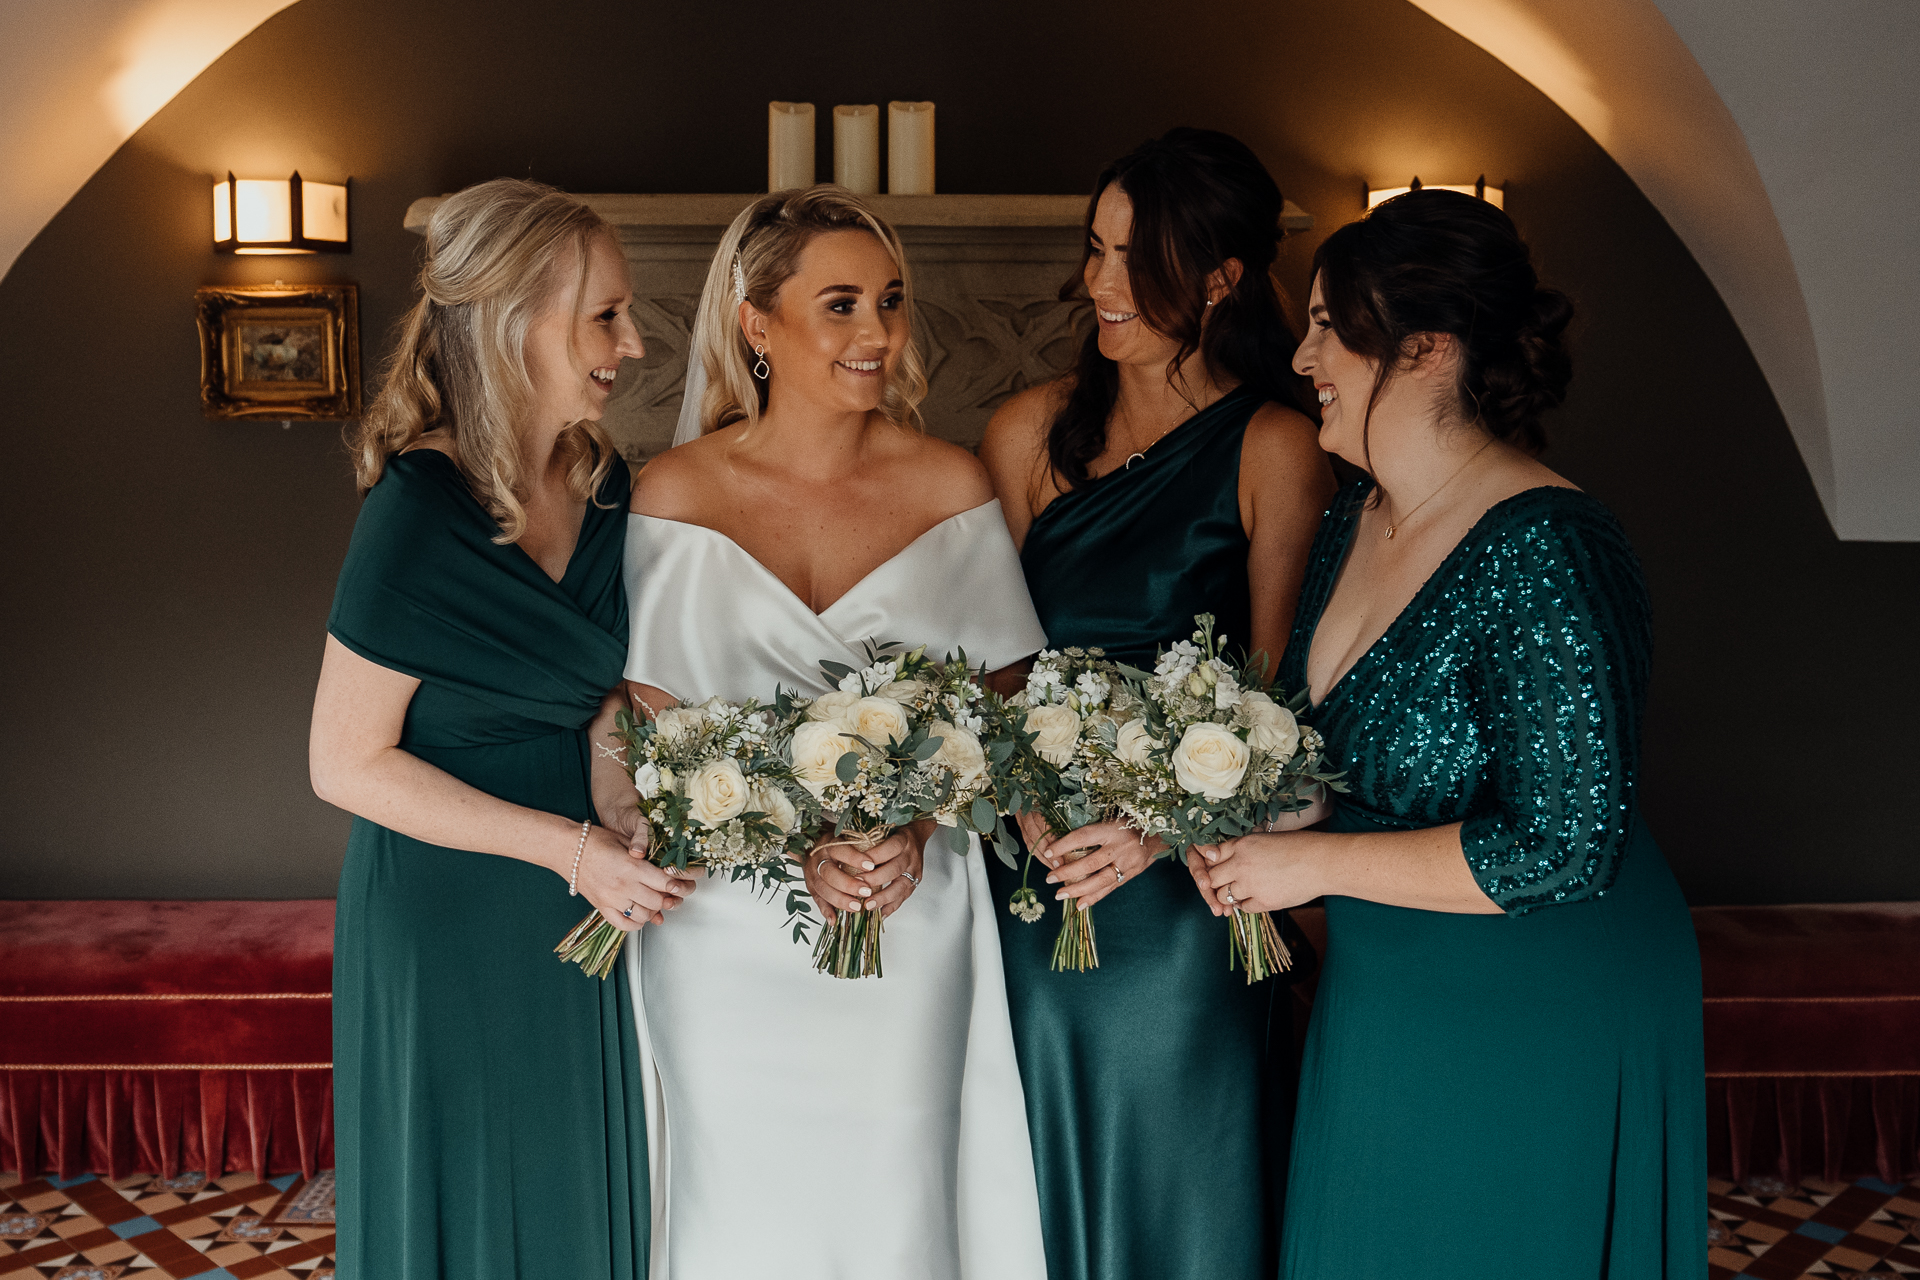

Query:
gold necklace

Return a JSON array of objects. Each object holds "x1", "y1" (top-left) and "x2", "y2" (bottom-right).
[
  {"x1": 1118, "y1": 387, "x2": 1220, "y2": 469},
  {"x1": 1382, "y1": 437, "x2": 1495, "y2": 539}
]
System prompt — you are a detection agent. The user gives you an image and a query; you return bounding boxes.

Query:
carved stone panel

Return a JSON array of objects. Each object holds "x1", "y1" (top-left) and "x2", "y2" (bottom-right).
[{"x1": 600, "y1": 224, "x2": 1088, "y2": 461}]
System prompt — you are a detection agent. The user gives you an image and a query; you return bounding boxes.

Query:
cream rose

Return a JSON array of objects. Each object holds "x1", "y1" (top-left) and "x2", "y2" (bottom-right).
[
  {"x1": 686, "y1": 758, "x2": 750, "y2": 826},
  {"x1": 1239, "y1": 691, "x2": 1300, "y2": 760},
  {"x1": 1114, "y1": 718, "x2": 1164, "y2": 766},
  {"x1": 751, "y1": 782, "x2": 800, "y2": 835},
  {"x1": 847, "y1": 696, "x2": 910, "y2": 747},
  {"x1": 1024, "y1": 703, "x2": 1082, "y2": 767},
  {"x1": 653, "y1": 706, "x2": 706, "y2": 742},
  {"x1": 789, "y1": 719, "x2": 855, "y2": 797},
  {"x1": 880, "y1": 678, "x2": 927, "y2": 704},
  {"x1": 632, "y1": 761, "x2": 662, "y2": 799},
  {"x1": 804, "y1": 689, "x2": 860, "y2": 725},
  {"x1": 925, "y1": 721, "x2": 988, "y2": 789},
  {"x1": 1171, "y1": 722, "x2": 1250, "y2": 800}
]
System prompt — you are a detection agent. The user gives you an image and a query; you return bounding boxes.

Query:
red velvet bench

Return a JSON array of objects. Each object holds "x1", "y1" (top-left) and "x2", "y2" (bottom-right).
[
  {"x1": 1290, "y1": 902, "x2": 1920, "y2": 1185},
  {"x1": 0, "y1": 901, "x2": 334, "y2": 1181}
]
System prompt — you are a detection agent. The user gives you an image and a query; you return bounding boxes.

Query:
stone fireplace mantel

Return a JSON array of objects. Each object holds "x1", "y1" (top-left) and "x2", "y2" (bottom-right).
[{"x1": 403, "y1": 193, "x2": 1314, "y2": 459}]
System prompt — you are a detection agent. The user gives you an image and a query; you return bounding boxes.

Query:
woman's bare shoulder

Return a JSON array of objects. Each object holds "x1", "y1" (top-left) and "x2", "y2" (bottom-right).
[
  {"x1": 895, "y1": 428, "x2": 995, "y2": 511},
  {"x1": 629, "y1": 432, "x2": 733, "y2": 518},
  {"x1": 981, "y1": 377, "x2": 1071, "y2": 460}
]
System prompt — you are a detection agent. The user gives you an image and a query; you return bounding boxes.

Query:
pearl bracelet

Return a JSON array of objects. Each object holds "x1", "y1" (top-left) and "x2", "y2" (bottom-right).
[{"x1": 567, "y1": 819, "x2": 592, "y2": 896}]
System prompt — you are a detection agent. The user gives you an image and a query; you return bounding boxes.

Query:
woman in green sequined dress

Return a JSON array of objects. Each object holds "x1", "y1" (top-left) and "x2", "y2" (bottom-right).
[
  {"x1": 311, "y1": 182, "x2": 687, "y2": 1279},
  {"x1": 980, "y1": 130, "x2": 1335, "y2": 1280},
  {"x1": 1194, "y1": 191, "x2": 1706, "y2": 1276}
]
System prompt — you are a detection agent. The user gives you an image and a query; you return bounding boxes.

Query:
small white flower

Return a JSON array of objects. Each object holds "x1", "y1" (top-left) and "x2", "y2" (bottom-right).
[
  {"x1": 1074, "y1": 671, "x2": 1111, "y2": 706},
  {"x1": 632, "y1": 762, "x2": 661, "y2": 799}
]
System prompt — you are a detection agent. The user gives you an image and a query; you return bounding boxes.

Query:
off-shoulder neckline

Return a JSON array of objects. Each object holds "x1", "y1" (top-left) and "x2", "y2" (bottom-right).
[{"x1": 628, "y1": 499, "x2": 1004, "y2": 620}]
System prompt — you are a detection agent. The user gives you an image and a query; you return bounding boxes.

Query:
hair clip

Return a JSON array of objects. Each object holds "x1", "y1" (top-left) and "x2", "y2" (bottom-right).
[{"x1": 731, "y1": 258, "x2": 747, "y2": 303}]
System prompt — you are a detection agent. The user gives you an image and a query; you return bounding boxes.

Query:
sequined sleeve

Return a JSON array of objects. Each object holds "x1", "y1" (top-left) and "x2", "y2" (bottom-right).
[{"x1": 1458, "y1": 503, "x2": 1652, "y2": 915}]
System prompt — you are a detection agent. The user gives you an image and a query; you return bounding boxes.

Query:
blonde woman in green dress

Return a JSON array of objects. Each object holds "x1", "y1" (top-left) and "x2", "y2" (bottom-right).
[
  {"x1": 1194, "y1": 189, "x2": 1706, "y2": 1277},
  {"x1": 311, "y1": 179, "x2": 687, "y2": 1279}
]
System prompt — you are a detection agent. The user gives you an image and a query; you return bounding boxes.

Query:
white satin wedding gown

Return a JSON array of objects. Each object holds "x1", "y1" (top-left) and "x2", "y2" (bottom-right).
[{"x1": 621, "y1": 499, "x2": 1050, "y2": 1280}]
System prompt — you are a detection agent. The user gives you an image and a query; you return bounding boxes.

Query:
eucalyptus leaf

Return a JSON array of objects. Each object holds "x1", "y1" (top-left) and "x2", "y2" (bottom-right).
[
  {"x1": 970, "y1": 796, "x2": 996, "y2": 832},
  {"x1": 941, "y1": 822, "x2": 971, "y2": 855},
  {"x1": 835, "y1": 751, "x2": 861, "y2": 784}
]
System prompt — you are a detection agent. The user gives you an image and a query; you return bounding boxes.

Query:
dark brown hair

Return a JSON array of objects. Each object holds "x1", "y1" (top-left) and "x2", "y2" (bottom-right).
[
  {"x1": 1311, "y1": 188, "x2": 1573, "y2": 457},
  {"x1": 1047, "y1": 128, "x2": 1311, "y2": 489}
]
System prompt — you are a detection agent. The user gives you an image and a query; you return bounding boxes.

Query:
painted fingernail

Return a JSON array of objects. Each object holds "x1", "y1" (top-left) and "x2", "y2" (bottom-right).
[
  {"x1": 1044, "y1": 874, "x2": 1058, "y2": 884},
  {"x1": 859, "y1": 887, "x2": 872, "y2": 897},
  {"x1": 1054, "y1": 889, "x2": 1066, "y2": 901},
  {"x1": 862, "y1": 861, "x2": 876, "y2": 870}
]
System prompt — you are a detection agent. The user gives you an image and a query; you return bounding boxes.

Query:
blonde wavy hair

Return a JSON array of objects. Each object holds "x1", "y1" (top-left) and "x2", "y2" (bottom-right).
[
  {"x1": 689, "y1": 185, "x2": 928, "y2": 436},
  {"x1": 351, "y1": 178, "x2": 619, "y2": 543}
]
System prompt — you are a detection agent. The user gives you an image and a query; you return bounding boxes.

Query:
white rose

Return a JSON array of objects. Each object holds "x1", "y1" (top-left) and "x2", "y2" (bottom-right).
[
  {"x1": 1171, "y1": 722, "x2": 1250, "y2": 800},
  {"x1": 789, "y1": 719, "x2": 855, "y2": 797},
  {"x1": 632, "y1": 761, "x2": 661, "y2": 799},
  {"x1": 805, "y1": 689, "x2": 860, "y2": 726},
  {"x1": 925, "y1": 721, "x2": 988, "y2": 789},
  {"x1": 653, "y1": 705, "x2": 705, "y2": 742},
  {"x1": 880, "y1": 678, "x2": 927, "y2": 704},
  {"x1": 686, "y1": 758, "x2": 750, "y2": 827},
  {"x1": 1024, "y1": 703, "x2": 1082, "y2": 767},
  {"x1": 1114, "y1": 718, "x2": 1164, "y2": 766},
  {"x1": 1239, "y1": 691, "x2": 1300, "y2": 760},
  {"x1": 751, "y1": 782, "x2": 800, "y2": 835},
  {"x1": 847, "y1": 696, "x2": 910, "y2": 747}
]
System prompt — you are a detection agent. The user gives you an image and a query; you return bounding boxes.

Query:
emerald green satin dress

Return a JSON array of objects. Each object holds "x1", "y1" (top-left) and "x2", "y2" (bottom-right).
[
  {"x1": 986, "y1": 387, "x2": 1299, "y2": 1280},
  {"x1": 328, "y1": 451, "x2": 650, "y2": 1280},
  {"x1": 1277, "y1": 482, "x2": 1705, "y2": 1278}
]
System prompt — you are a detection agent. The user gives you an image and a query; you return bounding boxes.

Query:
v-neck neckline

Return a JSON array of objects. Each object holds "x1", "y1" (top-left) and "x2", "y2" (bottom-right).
[
  {"x1": 405, "y1": 448, "x2": 594, "y2": 588},
  {"x1": 1302, "y1": 483, "x2": 1565, "y2": 711},
  {"x1": 630, "y1": 501, "x2": 998, "y2": 621}
]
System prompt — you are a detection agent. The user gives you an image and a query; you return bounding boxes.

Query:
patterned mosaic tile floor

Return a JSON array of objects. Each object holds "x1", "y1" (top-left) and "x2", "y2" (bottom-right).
[
  {"x1": 0, "y1": 1169, "x2": 333, "y2": 1280},
  {"x1": 1708, "y1": 1175, "x2": 1920, "y2": 1279},
  {"x1": 5, "y1": 1166, "x2": 1919, "y2": 1278}
]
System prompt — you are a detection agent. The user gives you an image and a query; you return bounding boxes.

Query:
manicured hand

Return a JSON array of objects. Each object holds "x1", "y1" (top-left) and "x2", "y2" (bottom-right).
[
  {"x1": 1038, "y1": 819, "x2": 1163, "y2": 909},
  {"x1": 804, "y1": 821, "x2": 928, "y2": 921},
  {"x1": 1198, "y1": 831, "x2": 1324, "y2": 914},
  {"x1": 576, "y1": 825, "x2": 695, "y2": 931}
]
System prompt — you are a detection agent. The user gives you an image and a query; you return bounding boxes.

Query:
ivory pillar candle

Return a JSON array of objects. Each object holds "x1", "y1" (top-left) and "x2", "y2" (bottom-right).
[
  {"x1": 768, "y1": 102, "x2": 816, "y2": 191},
  {"x1": 887, "y1": 101, "x2": 935, "y2": 195},
  {"x1": 832, "y1": 105, "x2": 881, "y2": 194}
]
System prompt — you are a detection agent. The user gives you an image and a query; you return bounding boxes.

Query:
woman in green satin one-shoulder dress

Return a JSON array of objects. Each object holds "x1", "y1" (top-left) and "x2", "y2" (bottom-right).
[
  {"x1": 313, "y1": 181, "x2": 689, "y2": 1280},
  {"x1": 980, "y1": 129, "x2": 1335, "y2": 1280},
  {"x1": 1196, "y1": 191, "x2": 1706, "y2": 1277}
]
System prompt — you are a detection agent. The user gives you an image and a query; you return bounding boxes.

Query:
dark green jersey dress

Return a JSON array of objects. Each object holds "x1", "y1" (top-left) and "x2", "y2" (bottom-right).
[
  {"x1": 328, "y1": 450, "x2": 649, "y2": 1280},
  {"x1": 985, "y1": 386, "x2": 1300, "y2": 1280},
  {"x1": 1277, "y1": 481, "x2": 1705, "y2": 1278}
]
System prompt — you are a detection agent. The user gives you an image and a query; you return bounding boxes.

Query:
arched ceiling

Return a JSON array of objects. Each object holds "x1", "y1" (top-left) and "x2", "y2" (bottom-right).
[
  {"x1": 4, "y1": 0, "x2": 1912, "y2": 538},
  {"x1": 0, "y1": 0, "x2": 296, "y2": 285},
  {"x1": 1410, "y1": 0, "x2": 1919, "y2": 541}
]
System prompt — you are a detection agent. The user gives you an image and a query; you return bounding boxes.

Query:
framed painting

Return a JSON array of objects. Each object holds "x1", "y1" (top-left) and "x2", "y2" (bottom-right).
[{"x1": 195, "y1": 283, "x2": 360, "y2": 420}]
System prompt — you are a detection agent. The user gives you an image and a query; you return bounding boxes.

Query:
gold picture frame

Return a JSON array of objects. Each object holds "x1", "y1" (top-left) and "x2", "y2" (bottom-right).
[{"x1": 195, "y1": 283, "x2": 360, "y2": 420}]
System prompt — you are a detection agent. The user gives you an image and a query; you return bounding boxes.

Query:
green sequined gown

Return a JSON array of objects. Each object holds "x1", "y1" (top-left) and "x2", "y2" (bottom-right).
[
  {"x1": 986, "y1": 387, "x2": 1300, "y2": 1280},
  {"x1": 1277, "y1": 481, "x2": 1705, "y2": 1278},
  {"x1": 328, "y1": 451, "x2": 650, "y2": 1280}
]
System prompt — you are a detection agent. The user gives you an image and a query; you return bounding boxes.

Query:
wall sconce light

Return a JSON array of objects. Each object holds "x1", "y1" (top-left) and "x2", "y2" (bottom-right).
[
  {"x1": 213, "y1": 172, "x2": 349, "y2": 255},
  {"x1": 1366, "y1": 175, "x2": 1504, "y2": 211}
]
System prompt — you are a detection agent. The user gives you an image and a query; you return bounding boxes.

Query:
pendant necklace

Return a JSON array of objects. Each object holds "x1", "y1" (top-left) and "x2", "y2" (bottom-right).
[
  {"x1": 1382, "y1": 437, "x2": 1496, "y2": 540},
  {"x1": 1120, "y1": 390, "x2": 1214, "y2": 469}
]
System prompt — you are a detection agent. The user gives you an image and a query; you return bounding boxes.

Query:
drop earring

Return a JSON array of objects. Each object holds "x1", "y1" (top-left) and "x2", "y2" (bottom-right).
[{"x1": 752, "y1": 344, "x2": 770, "y2": 379}]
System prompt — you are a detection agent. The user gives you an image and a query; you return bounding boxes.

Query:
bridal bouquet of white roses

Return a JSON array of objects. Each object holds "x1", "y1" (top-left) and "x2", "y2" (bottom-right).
[
  {"x1": 781, "y1": 643, "x2": 1010, "y2": 979},
  {"x1": 556, "y1": 697, "x2": 821, "y2": 979},
  {"x1": 994, "y1": 647, "x2": 1132, "y2": 972},
  {"x1": 1082, "y1": 614, "x2": 1346, "y2": 982}
]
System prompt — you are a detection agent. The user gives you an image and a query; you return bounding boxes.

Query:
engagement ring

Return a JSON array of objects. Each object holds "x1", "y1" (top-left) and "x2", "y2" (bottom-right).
[
  {"x1": 902, "y1": 871, "x2": 921, "y2": 887},
  {"x1": 1114, "y1": 866, "x2": 1125, "y2": 884}
]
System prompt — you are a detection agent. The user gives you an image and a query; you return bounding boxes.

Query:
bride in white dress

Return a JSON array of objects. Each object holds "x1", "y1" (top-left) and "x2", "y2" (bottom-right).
[{"x1": 612, "y1": 187, "x2": 1049, "y2": 1279}]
